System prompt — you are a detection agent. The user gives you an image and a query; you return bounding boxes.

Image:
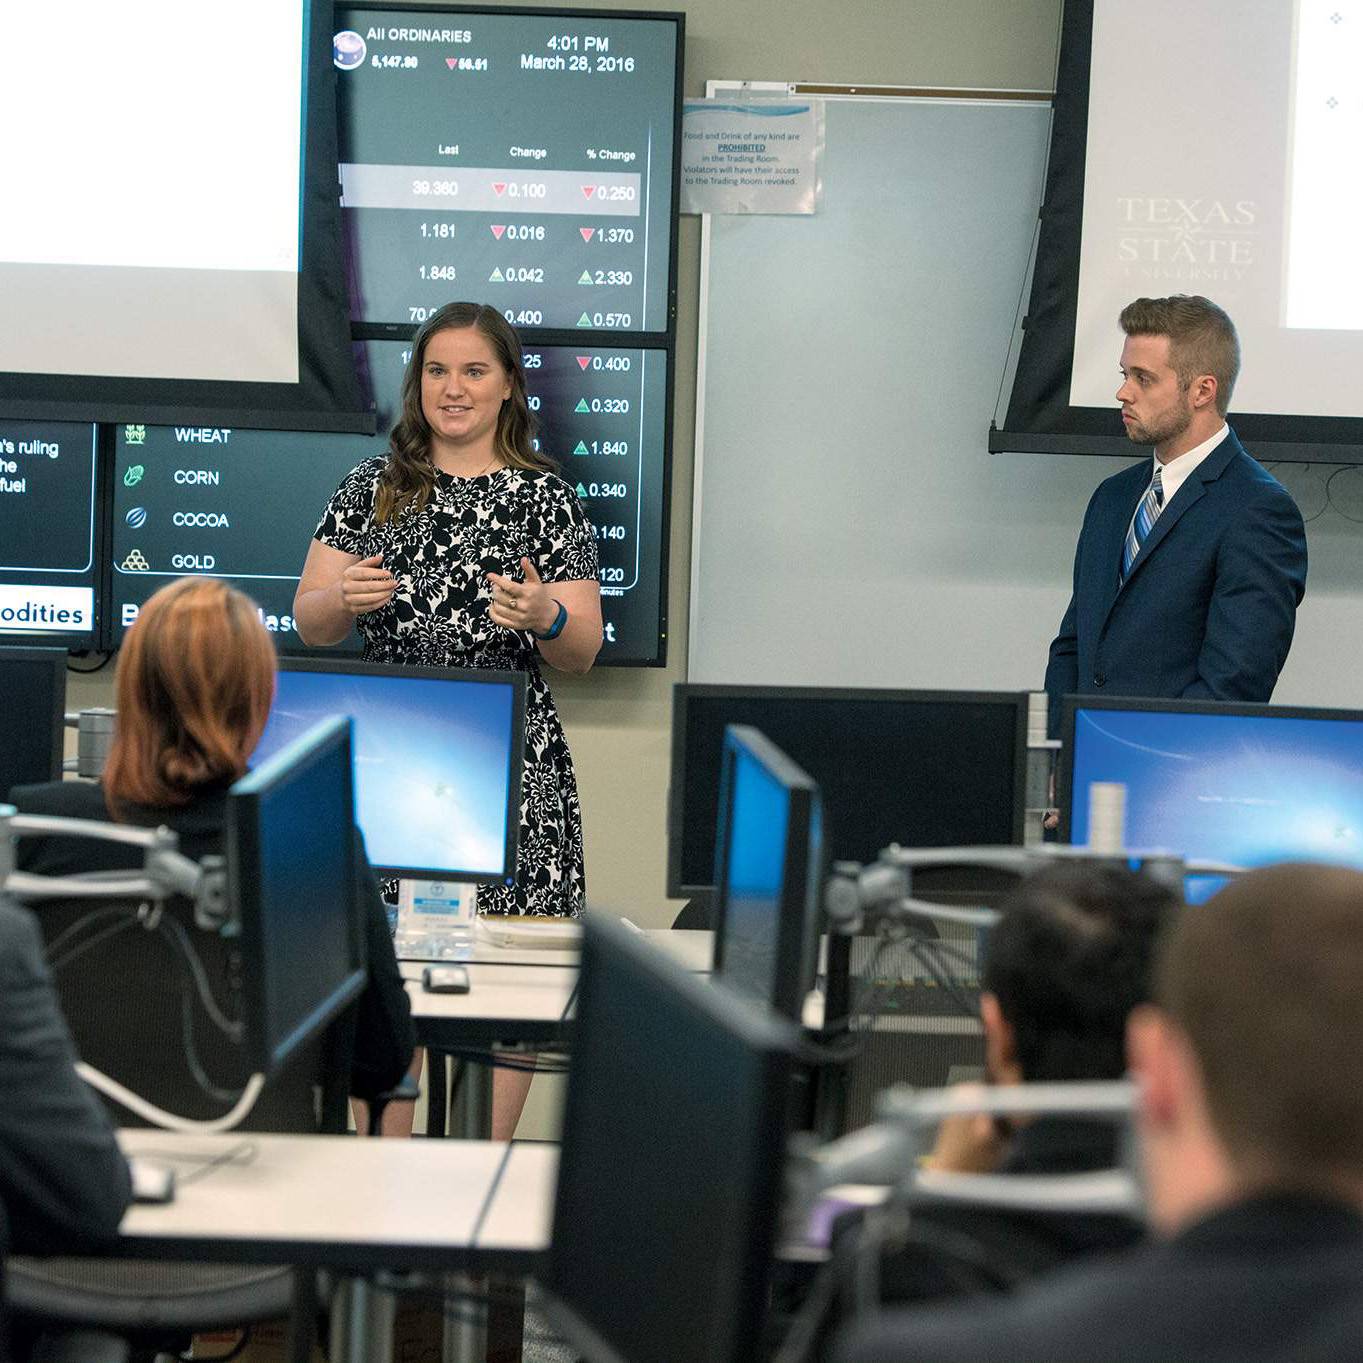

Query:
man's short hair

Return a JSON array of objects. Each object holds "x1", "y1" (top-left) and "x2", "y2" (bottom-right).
[
  {"x1": 1119, "y1": 294, "x2": 1240, "y2": 416},
  {"x1": 1156, "y1": 863, "x2": 1363, "y2": 1185},
  {"x1": 984, "y1": 863, "x2": 1180, "y2": 1082}
]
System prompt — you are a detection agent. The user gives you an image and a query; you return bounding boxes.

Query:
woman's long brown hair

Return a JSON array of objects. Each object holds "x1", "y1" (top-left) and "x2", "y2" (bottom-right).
[
  {"x1": 373, "y1": 301, "x2": 555, "y2": 525},
  {"x1": 102, "y1": 577, "x2": 276, "y2": 814}
]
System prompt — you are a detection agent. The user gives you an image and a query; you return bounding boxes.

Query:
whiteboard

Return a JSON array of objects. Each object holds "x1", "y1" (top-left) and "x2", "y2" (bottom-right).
[{"x1": 690, "y1": 92, "x2": 1363, "y2": 707}]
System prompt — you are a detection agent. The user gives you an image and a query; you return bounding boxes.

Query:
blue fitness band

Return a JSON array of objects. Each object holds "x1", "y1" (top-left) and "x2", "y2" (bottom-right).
[{"x1": 533, "y1": 598, "x2": 568, "y2": 641}]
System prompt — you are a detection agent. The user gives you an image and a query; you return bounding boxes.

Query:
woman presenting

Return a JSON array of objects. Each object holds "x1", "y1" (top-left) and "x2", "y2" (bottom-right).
[{"x1": 295, "y1": 301, "x2": 603, "y2": 920}]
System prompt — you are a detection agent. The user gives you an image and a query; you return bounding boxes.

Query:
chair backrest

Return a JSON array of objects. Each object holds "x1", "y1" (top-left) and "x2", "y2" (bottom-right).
[
  {"x1": 34, "y1": 892, "x2": 352, "y2": 1134},
  {"x1": 821, "y1": 927, "x2": 986, "y2": 1134},
  {"x1": 670, "y1": 892, "x2": 714, "y2": 931}
]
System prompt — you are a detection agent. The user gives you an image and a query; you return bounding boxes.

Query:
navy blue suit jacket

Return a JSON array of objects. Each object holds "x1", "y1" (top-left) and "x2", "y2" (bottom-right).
[
  {"x1": 1045, "y1": 429, "x2": 1307, "y2": 734},
  {"x1": 834, "y1": 1193, "x2": 1363, "y2": 1363}
]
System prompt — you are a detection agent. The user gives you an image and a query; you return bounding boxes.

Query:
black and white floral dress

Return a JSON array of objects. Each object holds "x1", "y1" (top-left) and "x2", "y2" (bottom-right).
[{"x1": 315, "y1": 458, "x2": 599, "y2": 916}]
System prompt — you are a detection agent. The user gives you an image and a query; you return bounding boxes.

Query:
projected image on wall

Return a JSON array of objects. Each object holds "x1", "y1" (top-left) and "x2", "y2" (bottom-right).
[
  {"x1": 1284, "y1": 0, "x2": 1363, "y2": 331},
  {"x1": 2, "y1": 4, "x2": 306, "y2": 384},
  {"x1": 1067, "y1": 0, "x2": 1363, "y2": 418}
]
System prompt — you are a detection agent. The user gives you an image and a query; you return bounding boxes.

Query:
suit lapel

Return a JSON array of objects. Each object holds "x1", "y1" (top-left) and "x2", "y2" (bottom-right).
[
  {"x1": 1095, "y1": 465, "x2": 1149, "y2": 620},
  {"x1": 1118, "y1": 430, "x2": 1241, "y2": 591}
]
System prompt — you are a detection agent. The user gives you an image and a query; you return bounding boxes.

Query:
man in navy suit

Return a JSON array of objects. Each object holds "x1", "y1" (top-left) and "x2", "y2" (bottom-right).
[{"x1": 1044, "y1": 295, "x2": 1307, "y2": 736}]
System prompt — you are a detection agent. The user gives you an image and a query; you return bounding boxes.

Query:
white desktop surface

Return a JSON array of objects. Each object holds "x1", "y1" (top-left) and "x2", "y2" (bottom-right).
[
  {"x1": 117, "y1": 1131, "x2": 507, "y2": 1263},
  {"x1": 475, "y1": 1143, "x2": 558, "y2": 1253},
  {"x1": 403, "y1": 962, "x2": 577, "y2": 1026},
  {"x1": 403, "y1": 929, "x2": 714, "y2": 1034},
  {"x1": 407, "y1": 925, "x2": 713, "y2": 973}
]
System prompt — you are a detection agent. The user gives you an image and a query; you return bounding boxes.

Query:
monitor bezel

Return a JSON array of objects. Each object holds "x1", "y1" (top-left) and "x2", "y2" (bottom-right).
[
  {"x1": 667, "y1": 684, "x2": 1031, "y2": 898},
  {"x1": 1057, "y1": 693, "x2": 1363, "y2": 844},
  {"x1": 711, "y1": 724, "x2": 823, "y2": 1023},
  {"x1": 0, "y1": 645, "x2": 68, "y2": 788},
  {"x1": 228, "y1": 715, "x2": 367, "y2": 1076},
  {"x1": 271, "y1": 656, "x2": 528, "y2": 883},
  {"x1": 544, "y1": 911, "x2": 797, "y2": 1363}
]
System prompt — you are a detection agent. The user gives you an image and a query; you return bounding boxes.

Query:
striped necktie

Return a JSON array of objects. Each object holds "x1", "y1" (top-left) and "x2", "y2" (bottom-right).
[{"x1": 1121, "y1": 465, "x2": 1164, "y2": 582}]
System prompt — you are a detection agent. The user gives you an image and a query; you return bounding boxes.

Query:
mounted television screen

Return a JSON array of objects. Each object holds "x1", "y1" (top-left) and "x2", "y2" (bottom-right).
[
  {"x1": 992, "y1": 0, "x2": 1363, "y2": 463},
  {"x1": 0, "y1": 421, "x2": 103, "y2": 650},
  {"x1": 1, "y1": 3, "x2": 369, "y2": 433},
  {"x1": 1062, "y1": 696, "x2": 1363, "y2": 903},
  {"x1": 335, "y1": 5, "x2": 682, "y2": 336},
  {"x1": 112, "y1": 339, "x2": 669, "y2": 664},
  {"x1": 669, "y1": 686, "x2": 1028, "y2": 897}
]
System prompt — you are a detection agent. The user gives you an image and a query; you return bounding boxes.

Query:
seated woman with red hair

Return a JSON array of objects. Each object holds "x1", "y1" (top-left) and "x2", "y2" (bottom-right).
[{"x1": 8, "y1": 575, "x2": 415, "y2": 1124}]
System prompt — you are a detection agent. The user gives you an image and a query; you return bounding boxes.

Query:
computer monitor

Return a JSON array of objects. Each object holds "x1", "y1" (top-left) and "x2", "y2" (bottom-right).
[
  {"x1": 1060, "y1": 696, "x2": 1363, "y2": 902},
  {"x1": 228, "y1": 715, "x2": 367, "y2": 1076},
  {"x1": 0, "y1": 646, "x2": 65, "y2": 802},
  {"x1": 712, "y1": 725, "x2": 824, "y2": 1022},
  {"x1": 545, "y1": 914, "x2": 797, "y2": 1363},
  {"x1": 669, "y1": 686, "x2": 1029, "y2": 897},
  {"x1": 250, "y1": 659, "x2": 526, "y2": 882}
]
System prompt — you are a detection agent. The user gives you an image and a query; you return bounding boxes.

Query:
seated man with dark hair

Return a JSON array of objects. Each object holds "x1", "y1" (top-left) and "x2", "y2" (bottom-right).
[
  {"x1": 836, "y1": 862, "x2": 1363, "y2": 1363},
  {"x1": 837, "y1": 862, "x2": 1176, "y2": 1305}
]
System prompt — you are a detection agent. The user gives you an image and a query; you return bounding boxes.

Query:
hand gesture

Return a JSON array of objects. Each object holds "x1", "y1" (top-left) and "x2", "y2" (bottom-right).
[
  {"x1": 488, "y1": 557, "x2": 556, "y2": 634},
  {"x1": 340, "y1": 555, "x2": 397, "y2": 616}
]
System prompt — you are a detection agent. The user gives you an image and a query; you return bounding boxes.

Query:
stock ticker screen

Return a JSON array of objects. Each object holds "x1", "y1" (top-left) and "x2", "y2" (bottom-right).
[
  {"x1": 335, "y1": 7, "x2": 680, "y2": 332},
  {"x1": 110, "y1": 340, "x2": 667, "y2": 662},
  {"x1": 0, "y1": 420, "x2": 101, "y2": 648}
]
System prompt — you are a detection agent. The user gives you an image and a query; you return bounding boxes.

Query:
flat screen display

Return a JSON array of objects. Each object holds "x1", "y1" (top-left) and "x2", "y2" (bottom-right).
[
  {"x1": 111, "y1": 339, "x2": 668, "y2": 664},
  {"x1": 670, "y1": 687, "x2": 1028, "y2": 896},
  {"x1": 336, "y1": 6, "x2": 681, "y2": 334},
  {"x1": 250, "y1": 660, "x2": 525, "y2": 882},
  {"x1": 229, "y1": 716, "x2": 366, "y2": 1075},
  {"x1": 713, "y1": 726, "x2": 823, "y2": 1021},
  {"x1": 0, "y1": 421, "x2": 101, "y2": 649},
  {"x1": 1064, "y1": 699, "x2": 1363, "y2": 902},
  {"x1": 547, "y1": 913, "x2": 794, "y2": 1363},
  {"x1": 0, "y1": 647, "x2": 66, "y2": 802}
]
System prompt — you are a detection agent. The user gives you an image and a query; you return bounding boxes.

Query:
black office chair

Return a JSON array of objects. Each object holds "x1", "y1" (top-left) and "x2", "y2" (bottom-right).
[
  {"x1": 670, "y1": 891, "x2": 714, "y2": 930},
  {"x1": 3, "y1": 1197, "x2": 130, "y2": 1363},
  {"x1": 821, "y1": 927, "x2": 986, "y2": 1135},
  {"x1": 5, "y1": 892, "x2": 367, "y2": 1363}
]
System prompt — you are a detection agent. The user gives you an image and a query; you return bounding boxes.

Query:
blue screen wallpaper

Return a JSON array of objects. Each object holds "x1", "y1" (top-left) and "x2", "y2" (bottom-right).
[
  {"x1": 1070, "y1": 708, "x2": 1363, "y2": 901},
  {"x1": 252, "y1": 670, "x2": 518, "y2": 878}
]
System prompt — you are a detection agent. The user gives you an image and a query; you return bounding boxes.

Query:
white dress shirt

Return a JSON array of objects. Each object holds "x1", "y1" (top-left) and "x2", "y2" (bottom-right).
[{"x1": 1152, "y1": 422, "x2": 1228, "y2": 506}]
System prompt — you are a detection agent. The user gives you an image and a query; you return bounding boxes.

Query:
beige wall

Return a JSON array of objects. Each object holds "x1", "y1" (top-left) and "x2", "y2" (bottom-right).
[{"x1": 65, "y1": 0, "x2": 1064, "y2": 928}]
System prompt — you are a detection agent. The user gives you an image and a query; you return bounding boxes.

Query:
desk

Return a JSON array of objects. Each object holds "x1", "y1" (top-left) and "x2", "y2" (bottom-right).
[
  {"x1": 114, "y1": 1130, "x2": 550, "y2": 1363},
  {"x1": 404, "y1": 927, "x2": 714, "y2": 1140},
  {"x1": 404, "y1": 962, "x2": 577, "y2": 1051},
  {"x1": 472, "y1": 1143, "x2": 557, "y2": 1266},
  {"x1": 117, "y1": 1131, "x2": 506, "y2": 1272},
  {"x1": 405, "y1": 927, "x2": 712, "y2": 1047},
  {"x1": 449, "y1": 926, "x2": 712, "y2": 972}
]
